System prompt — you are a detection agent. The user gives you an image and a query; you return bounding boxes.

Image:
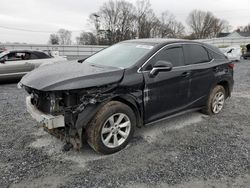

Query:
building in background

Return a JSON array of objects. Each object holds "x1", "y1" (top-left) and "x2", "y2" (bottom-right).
[{"x1": 217, "y1": 31, "x2": 250, "y2": 38}]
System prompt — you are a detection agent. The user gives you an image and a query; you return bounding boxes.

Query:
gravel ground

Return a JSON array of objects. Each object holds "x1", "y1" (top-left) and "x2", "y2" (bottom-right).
[{"x1": 0, "y1": 61, "x2": 250, "y2": 188}]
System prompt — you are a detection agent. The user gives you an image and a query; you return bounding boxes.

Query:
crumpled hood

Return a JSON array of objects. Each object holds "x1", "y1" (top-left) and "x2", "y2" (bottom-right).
[{"x1": 20, "y1": 61, "x2": 124, "y2": 91}]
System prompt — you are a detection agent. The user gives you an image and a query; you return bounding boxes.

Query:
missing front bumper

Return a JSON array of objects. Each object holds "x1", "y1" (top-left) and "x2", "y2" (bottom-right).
[{"x1": 26, "y1": 96, "x2": 65, "y2": 129}]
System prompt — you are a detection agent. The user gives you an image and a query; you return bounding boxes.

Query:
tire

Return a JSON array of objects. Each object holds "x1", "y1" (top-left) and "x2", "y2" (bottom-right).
[
  {"x1": 86, "y1": 101, "x2": 136, "y2": 154},
  {"x1": 202, "y1": 85, "x2": 226, "y2": 115}
]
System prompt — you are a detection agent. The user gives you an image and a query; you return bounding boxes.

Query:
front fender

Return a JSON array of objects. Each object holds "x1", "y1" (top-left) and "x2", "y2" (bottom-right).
[
  {"x1": 75, "y1": 100, "x2": 109, "y2": 130},
  {"x1": 75, "y1": 93, "x2": 143, "y2": 130}
]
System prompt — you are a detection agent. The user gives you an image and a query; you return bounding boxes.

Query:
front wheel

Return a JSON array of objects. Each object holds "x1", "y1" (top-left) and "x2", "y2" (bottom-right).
[
  {"x1": 86, "y1": 101, "x2": 136, "y2": 154},
  {"x1": 202, "y1": 85, "x2": 226, "y2": 115}
]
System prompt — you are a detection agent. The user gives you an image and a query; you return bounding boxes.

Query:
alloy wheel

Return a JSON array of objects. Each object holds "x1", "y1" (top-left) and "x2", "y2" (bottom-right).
[
  {"x1": 212, "y1": 91, "x2": 225, "y2": 114},
  {"x1": 101, "y1": 113, "x2": 131, "y2": 148}
]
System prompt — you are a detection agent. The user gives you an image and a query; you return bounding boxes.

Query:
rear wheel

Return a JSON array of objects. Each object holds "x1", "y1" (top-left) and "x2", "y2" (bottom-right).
[
  {"x1": 86, "y1": 101, "x2": 136, "y2": 154},
  {"x1": 202, "y1": 85, "x2": 226, "y2": 115}
]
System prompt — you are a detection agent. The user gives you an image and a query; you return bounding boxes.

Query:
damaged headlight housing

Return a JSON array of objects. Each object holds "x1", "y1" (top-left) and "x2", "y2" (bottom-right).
[{"x1": 49, "y1": 93, "x2": 63, "y2": 114}]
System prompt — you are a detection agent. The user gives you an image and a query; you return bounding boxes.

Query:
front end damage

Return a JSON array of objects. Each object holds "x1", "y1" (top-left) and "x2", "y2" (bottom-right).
[{"x1": 24, "y1": 84, "x2": 117, "y2": 151}]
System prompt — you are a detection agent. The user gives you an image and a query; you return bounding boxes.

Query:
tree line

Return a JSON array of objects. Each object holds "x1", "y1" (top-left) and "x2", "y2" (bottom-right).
[{"x1": 48, "y1": 0, "x2": 250, "y2": 45}]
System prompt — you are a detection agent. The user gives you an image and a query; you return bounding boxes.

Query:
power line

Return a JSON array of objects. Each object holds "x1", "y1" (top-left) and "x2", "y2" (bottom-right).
[{"x1": 0, "y1": 25, "x2": 83, "y2": 33}]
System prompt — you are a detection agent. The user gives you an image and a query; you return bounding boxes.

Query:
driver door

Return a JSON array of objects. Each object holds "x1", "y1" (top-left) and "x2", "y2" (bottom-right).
[{"x1": 142, "y1": 45, "x2": 190, "y2": 124}]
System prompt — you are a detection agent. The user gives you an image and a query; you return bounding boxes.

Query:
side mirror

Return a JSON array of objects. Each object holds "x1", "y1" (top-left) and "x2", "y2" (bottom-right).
[
  {"x1": 149, "y1": 61, "x2": 173, "y2": 77},
  {"x1": 77, "y1": 57, "x2": 87, "y2": 63}
]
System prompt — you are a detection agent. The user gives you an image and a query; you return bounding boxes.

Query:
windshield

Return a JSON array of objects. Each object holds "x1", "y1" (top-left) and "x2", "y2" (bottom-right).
[
  {"x1": 85, "y1": 43, "x2": 154, "y2": 68},
  {"x1": 0, "y1": 51, "x2": 8, "y2": 58}
]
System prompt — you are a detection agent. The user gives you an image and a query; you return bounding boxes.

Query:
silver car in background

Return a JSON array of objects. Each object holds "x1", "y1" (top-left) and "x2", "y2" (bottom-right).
[{"x1": 0, "y1": 50, "x2": 67, "y2": 81}]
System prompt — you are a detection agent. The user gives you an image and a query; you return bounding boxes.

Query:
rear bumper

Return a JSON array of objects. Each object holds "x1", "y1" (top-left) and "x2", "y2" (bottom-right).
[{"x1": 26, "y1": 96, "x2": 65, "y2": 129}]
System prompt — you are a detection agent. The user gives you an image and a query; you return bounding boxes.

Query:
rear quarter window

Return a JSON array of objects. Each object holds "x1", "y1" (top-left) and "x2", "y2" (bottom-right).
[
  {"x1": 35, "y1": 52, "x2": 51, "y2": 59},
  {"x1": 30, "y1": 53, "x2": 39, "y2": 60},
  {"x1": 206, "y1": 48, "x2": 227, "y2": 60}
]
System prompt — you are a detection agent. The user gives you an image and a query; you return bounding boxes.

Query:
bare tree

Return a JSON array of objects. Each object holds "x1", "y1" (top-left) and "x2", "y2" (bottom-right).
[
  {"x1": 96, "y1": 0, "x2": 136, "y2": 44},
  {"x1": 57, "y1": 29, "x2": 72, "y2": 45},
  {"x1": 89, "y1": 0, "x2": 137, "y2": 44},
  {"x1": 116, "y1": 1, "x2": 137, "y2": 40},
  {"x1": 187, "y1": 10, "x2": 229, "y2": 39},
  {"x1": 210, "y1": 19, "x2": 230, "y2": 37},
  {"x1": 158, "y1": 11, "x2": 185, "y2": 38},
  {"x1": 87, "y1": 1, "x2": 235, "y2": 42},
  {"x1": 135, "y1": 0, "x2": 159, "y2": 38},
  {"x1": 76, "y1": 32, "x2": 97, "y2": 45},
  {"x1": 88, "y1": 0, "x2": 188, "y2": 42},
  {"x1": 48, "y1": 34, "x2": 59, "y2": 45}
]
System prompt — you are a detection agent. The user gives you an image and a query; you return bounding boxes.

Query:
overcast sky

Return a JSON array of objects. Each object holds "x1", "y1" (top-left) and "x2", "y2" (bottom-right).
[{"x1": 0, "y1": 0, "x2": 249, "y2": 44}]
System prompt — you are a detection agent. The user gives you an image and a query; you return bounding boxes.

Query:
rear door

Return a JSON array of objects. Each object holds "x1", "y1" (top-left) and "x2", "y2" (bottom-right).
[
  {"x1": 27, "y1": 52, "x2": 44, "y2": 68},
  {"x1": 28, "y1": 52, "x2": 52, "y2": 68},
  {"x1": 182, "y1": 44, "x2": 215, "y2": 107},
  {"x1": 142, "y1": 45, "x2": 190, "y2": 123}
]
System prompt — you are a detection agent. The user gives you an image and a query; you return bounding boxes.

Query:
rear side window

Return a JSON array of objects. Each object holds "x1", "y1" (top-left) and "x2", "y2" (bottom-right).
[
  {"x1": 147, "y1": 46, "x2": 185, "y2": 69},
  {"x1": 30, "y1": 53, "x2": 39, "y2": 59},
  {"x1": 36, "y1": 52, "x2": 51, "y2": 59},
  {"x1": 183, "y1": 44, "x2": 210, "y2": 65},
  {"x1": 30, "y1": 52, "x2": 51, "y2": 59}
]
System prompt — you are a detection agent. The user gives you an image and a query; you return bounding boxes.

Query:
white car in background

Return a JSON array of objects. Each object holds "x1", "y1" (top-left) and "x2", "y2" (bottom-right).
[
  {"x1": 221, "y1": 46, "x2": 242, "y2": 62},
  {"x1": 0, "y1": 50, "x2": 67, "y2": 81}
]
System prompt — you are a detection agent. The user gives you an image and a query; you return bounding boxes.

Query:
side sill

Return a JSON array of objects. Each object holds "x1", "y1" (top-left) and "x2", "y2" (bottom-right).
[{"x1": 144, "y1": 107, "x2": 203, "y2": 127}]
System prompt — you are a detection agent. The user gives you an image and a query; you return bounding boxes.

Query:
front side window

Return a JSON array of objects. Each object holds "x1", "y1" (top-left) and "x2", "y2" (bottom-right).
[
  {"x1": 7, "y1": 53, "x2": 18, "y2": 61},
  {"x1": 6, "y1": 52, "x2": 25, "y2": 61},
  {"x1": 146, "y1": 46, "x2": 185, "y2": 70},
  {"x1": 183, "y1": 44, "x2": 210, "y2": 65}
]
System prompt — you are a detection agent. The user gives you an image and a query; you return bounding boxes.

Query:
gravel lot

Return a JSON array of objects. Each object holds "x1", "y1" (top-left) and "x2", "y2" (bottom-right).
[{"x1": 0, "y1": 61, "x2": 250, "y2": 188}]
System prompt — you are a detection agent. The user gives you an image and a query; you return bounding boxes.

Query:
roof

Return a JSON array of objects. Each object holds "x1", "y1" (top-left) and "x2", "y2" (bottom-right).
[
  {"x1": 121, "y1": 38, "x2": 222, "y2": 54},
  {"x1": 6, "y1": 49, "x2": 44, "y2": 53},
  {"x1": 123, "y1": 38, "x2": 190, "y2": 46}
]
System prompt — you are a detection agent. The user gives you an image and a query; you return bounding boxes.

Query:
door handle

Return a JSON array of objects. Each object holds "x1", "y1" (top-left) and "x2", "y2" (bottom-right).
[{"x1": 182, "y1": 72, "x2": 191, "y2": 77}]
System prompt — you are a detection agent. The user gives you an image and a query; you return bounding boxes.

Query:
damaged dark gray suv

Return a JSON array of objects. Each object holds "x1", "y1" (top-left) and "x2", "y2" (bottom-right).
[{"x1": 19, "y1": 39, "x2": 234, "y2": 154}]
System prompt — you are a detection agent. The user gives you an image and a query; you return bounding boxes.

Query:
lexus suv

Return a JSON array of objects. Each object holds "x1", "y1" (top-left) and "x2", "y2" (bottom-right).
[{"x1": 19, "y1": 39, "x2": 234, "y2": 154}]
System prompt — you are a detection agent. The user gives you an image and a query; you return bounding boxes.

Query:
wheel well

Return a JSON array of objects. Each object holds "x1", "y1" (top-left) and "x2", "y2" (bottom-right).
[
  {"x1": 112, "y1": 97, "x2": 143, "y2": 128},
  {"x1": 217, "y1": 81, "x2": 230, "y2": 98}
]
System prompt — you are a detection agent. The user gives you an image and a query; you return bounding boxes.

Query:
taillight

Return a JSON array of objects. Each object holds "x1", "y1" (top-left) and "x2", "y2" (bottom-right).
[{"x1": 228, "y1": 63, "x2": 235, "y2": 69}]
